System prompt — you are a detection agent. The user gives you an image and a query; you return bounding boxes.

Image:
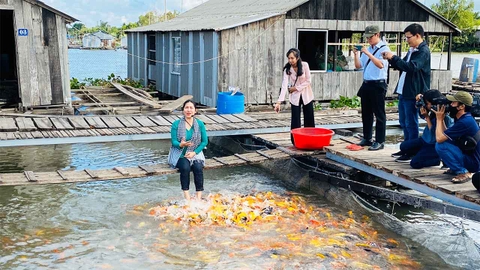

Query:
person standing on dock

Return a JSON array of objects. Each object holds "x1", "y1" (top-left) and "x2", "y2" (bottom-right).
[
  {"x1": 168, "y1": 100, "x2": 208, "y2": 200},
  {"x1": 354, "y1": 25, "x2": 390, "y2": 151},
  {"x1": 433, "y1": 91, "x2": 480, "y2": 184},
  {"x1": 383, "y1": 23, "x2": 431, "y2": 157},
  {"x1": 274, "y1": 48, "x2": 315, "y2": 144}
]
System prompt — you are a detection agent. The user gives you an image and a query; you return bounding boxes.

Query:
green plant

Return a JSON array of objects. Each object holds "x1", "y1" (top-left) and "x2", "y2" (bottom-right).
[
  {"x1": 70, "y1": 77, "x2": 86, "y2": 89},
  {"x1": 330, "y1": 96, "x2": 361, "y2": 109},
  {"x1": 386, "y1": 99, "x2": 399, "y2": 107}
]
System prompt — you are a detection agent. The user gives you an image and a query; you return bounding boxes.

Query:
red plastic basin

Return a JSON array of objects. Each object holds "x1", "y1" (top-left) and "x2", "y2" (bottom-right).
[{"x1": 291, "y1": 127, "x2": 335, "y2": 150}]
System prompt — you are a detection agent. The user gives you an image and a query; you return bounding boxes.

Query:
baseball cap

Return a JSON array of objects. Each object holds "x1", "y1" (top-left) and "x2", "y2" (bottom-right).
[
  {"x1": 446, "y1": 91, "x2": 473, "y2": 106},
  {"x1": 363, "y1": 25, "x2": 380, "y2": 38}
]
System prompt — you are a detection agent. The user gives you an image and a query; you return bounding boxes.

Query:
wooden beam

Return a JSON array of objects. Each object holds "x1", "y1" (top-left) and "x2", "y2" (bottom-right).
[
  {"x1": 24, "y1": 171, "x2": 37, "y2": 182},
  {"x1": 112, "y1": 82, "x2": 161, "y2": 109},
  {"x1": 114, "y1": 167, "x2": 130, "y2": 176},
  {"x1": 158, "y1": 95, "x2": 194, "y2": 114},
  {"x1": 56, "y1": 170, "x2": 68, "y2": 180},
  {"x1": 85, "y1": 169, "x2": 99, "y2": 179}
]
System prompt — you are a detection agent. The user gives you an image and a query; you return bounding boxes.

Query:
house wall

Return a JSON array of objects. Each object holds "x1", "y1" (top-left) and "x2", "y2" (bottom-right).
[
  {"x1": 128, "y1": 31, "x2": 220, "y2": 107},
  {"x1": 82, "y1": 35, "x2": 101, "y2": 48},
  {"x1": 218, "y1": 15, "x2": 286, "y2": 105},
  {"x1": 2, "y1": 0, "x2": 70, "y2": 107}
]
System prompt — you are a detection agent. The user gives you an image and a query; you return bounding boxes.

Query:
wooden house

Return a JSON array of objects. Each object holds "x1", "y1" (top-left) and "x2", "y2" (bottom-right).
[
  {"x1": 126, "y1": 0, "x2": 460, "y2": 107},
  {"x1": 0, "y1": 0, "x2": 77, "y2": 108}
]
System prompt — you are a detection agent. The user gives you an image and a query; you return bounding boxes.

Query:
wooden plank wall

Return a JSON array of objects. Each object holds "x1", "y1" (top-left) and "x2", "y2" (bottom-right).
[
  {"x1": 218, "y1": 15, "x2": 285, "y2": 105},
  {"x1": 10, "y1": 0, "x2": 71, "y2": 107},
  {"x1": 289, "y1": 0, "x2": 428, "y2": 22}
]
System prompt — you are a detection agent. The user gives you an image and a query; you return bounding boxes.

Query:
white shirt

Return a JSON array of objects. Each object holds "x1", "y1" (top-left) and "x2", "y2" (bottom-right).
[
  {"x1": 360, "y1": 41, "x2": 390, "y2": 81},
  {"x1": 396, "y1": 47, "x2": 417, "y2": 95}
]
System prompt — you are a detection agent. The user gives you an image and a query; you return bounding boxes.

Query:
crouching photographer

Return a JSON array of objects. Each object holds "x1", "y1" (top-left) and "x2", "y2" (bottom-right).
[
  {"x1": 433, "y1": 91, "x2": 480, "y2": 184},
  {"x1": 395, "y1": 89, "x2": 453, "y2": 168}
]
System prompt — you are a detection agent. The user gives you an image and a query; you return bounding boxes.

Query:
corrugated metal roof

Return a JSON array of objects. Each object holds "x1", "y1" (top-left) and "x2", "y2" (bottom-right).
[
  {"x1": 126, "y1": 0, "x2": 309, "y2": 32},
  {"x1": 92, "y1": 31, "x2": 115, "y2": 40}
]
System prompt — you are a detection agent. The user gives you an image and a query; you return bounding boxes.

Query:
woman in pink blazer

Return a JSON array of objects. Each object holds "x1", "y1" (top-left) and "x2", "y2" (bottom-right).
[{"x1": 274, "y1": 48, "x2": 315, "y2": 144}]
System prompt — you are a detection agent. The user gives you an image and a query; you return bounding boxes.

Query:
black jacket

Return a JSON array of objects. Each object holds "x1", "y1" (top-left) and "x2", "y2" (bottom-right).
[{"x1": 390, "y1": 41, "x2": 431, "y2": 99}]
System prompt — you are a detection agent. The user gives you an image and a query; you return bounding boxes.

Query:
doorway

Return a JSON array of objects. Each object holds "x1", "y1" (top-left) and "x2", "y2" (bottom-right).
[{"x1": 0, "y1": 10, "x2": 20, "y2": 106}]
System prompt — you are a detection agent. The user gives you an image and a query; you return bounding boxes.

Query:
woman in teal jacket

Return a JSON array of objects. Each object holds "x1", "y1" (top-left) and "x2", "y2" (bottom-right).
[{"x1": 168, "y1": 100, "x2": 208, "y2": 200}]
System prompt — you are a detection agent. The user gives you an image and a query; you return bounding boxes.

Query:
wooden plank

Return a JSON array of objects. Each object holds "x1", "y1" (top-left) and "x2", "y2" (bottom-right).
[
  {"x1": 234, "y1": 153, "x2": 252, "y2": 162},
  {"x1": 0, "y1": 118, "x2": 18, "y2": 131},
  {"x1": 111, "y1": 82, "x2": 161, "y2": 109},
  {"x1": 138, "y1": 165, "x2": 156, "y2": 175},
  {"x1": 133, "y1": 116, "x2": 157, "y2": 127},
  {"x1": 158, "y1": 95, "x2": 194, "y2": 114},
  {"x1": 114, "y1": 167, "x2": 130, "y2": 176},
  {"x1": 33, "y1": 118, "x2": 54, "y2": 130},
  {"x1": 256, "y1": 150, "x2": 273, "y2": 159},
  {"x1": 68, "y1": 117, "x2": 91, "y2": 129},
  {"x1": 148, "y1": 116, "x2": 171, "y2": 126},
  {"x1": 219, "y1": 114, "x2": 245, "y2": 123},
  {"x1": 24, "y1": 171, "x2": 37, "y2": 182},
  {"x1": 234, "y1": 114, "x2": 258, "y2": 122},
  {"x1": 56, "y1": 170, "x2": 68, "y2": 180},
  {"x1": 15, "y1": 117, "x2": 37, "y2": 131},
  {"x1": 163, "y1": 115, "x2": 179, "y2": 124},
  {"x1": 207, "y1": 114, "x2": 231, "y2": 124},
  {"x1": 84, "y1": 117, "x2": 108, "y2": 129},
  {"x1": 50, "y1": 117, "x2": 74, "y2": 130},
  {"x1": 85, "y1": 169, "x2": 99, "y2": 179},
  {"x1": 101, "y1": 117, "x2": 125, "y2": 129},
  {"x1": 195, "y1": 114, "x2": 216, "y2": 124},
  {"x1": 117, "y1": 116, "x2": 142, "y2": 128}
]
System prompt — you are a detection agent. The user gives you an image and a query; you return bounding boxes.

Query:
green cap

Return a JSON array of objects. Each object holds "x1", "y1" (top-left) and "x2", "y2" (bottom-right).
[
  {"x1": 446, "y1": 91, "x2": 473, "y2": 106},
  {"x1": 363, "y1": 25, "x2": 380, "y2": 38}
]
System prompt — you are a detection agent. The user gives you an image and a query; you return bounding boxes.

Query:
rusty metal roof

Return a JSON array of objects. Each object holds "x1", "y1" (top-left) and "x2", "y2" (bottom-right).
[{"x1": 126, "y1": 0, "x2": 308, "y2": 32}]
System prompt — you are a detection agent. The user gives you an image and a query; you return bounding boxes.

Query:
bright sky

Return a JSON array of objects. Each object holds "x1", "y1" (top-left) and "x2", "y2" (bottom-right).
[{"x1": 42, "y1": 0, "x2": 478, "y2": 27}]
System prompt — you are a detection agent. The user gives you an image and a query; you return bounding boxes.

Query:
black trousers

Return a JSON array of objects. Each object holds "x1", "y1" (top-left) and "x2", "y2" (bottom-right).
[
  {"x1": 358, "y1": 81, "x2": 387, "y2": 144},
  {"x1": 291, "y1": 96, "x2": 315, "y2": 144},
  {"x1": 176, "y1": 158, "x2": 204, "y2": 191}
]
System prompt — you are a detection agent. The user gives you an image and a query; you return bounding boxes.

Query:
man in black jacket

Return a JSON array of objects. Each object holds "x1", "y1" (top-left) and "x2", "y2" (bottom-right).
[{"x1": 383, "y1": 23, "x2": 431, "y2": 159}]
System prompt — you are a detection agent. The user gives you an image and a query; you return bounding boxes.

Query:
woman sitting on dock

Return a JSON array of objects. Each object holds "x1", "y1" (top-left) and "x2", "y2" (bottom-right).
[
  {"x1": 274, "y1": 48, "x2": 315, "y2": 144},
  {"x1": 168, "y1": 100, "x2": 208, "y2": 200}
]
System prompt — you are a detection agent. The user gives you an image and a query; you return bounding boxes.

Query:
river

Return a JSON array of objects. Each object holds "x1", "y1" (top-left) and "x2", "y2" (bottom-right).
[{"x1": 0, "y1": 140, "x2": 479, "y2": 268}]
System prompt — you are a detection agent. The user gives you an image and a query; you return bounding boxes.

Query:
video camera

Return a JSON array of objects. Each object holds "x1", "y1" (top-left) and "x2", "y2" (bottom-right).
[{"x1": 431, "y1": 96, "x2": 450, "y2": 111}]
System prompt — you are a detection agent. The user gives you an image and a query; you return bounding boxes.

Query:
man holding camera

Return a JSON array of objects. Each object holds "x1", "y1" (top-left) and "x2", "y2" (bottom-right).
[
  {"x1": 395, "y1": 90, "x2": 453, "y2": 168},
  {"x1": 433, "y1": 91, "x2": 480, "y2": 184}
]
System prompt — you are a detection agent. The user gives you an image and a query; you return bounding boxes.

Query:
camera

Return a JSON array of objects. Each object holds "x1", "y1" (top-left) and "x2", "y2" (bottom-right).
[
  {"x1": 431, "y1": 96, "x2": 450, "y2": 111},
  {"x1": 415, "y1": 98, "x2": 426, "y2": 108}
]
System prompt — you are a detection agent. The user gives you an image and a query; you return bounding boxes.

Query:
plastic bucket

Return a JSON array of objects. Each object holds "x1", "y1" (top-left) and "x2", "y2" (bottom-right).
[
  {"x1": 459, "y1": 57, "x2": 479, "y2": 83},
  {"x1": 291, "y1": 127, "x2": 335, "y2": 150},
  {"x1": 217, "y1": 91, "x2": 245, "y2": 114}
]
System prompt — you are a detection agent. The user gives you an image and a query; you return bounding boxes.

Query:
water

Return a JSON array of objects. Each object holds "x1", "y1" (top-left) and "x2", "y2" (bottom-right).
[
  {"x1": 1, "y1": 140, "x2": 473, "y2": 269},
  {"x1": 68, "y1": 49, "x2": 127, "y2": 80}
]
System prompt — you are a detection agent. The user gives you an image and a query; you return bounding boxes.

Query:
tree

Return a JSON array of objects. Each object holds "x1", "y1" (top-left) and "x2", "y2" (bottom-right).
[
  {"x1": 431, "y1": 0, "x2": 480, "y2": 51},
  {"x1": 137, "y1": 10, "x2": 179, "y2": 26}
]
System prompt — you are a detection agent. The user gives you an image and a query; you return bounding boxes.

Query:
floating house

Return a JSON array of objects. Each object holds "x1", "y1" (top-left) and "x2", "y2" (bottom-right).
[
  {"x1": 0, "y1": 0, "x2": 77, "y2": 107},
  {"x1": 120, "y1": 36, "x2": 128, "y2": 49},
  {"x1": 82, "y1": 31, "x2": 115, "y2": 49},
  {"x1": 126, "y1": 0, "x2": 460, "y2": 107}
]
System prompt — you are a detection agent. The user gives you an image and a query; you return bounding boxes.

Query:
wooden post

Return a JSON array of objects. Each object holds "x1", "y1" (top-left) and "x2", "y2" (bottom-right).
[
  {"x1": 448, "y1": 33, "x2": 453, "y2": 71},
  {"x1": 333, "y1": 31, "x2": 338, "y2": 72},
  {"x1": 397, "y1": 32, "x2": 402, "y2": 57}
]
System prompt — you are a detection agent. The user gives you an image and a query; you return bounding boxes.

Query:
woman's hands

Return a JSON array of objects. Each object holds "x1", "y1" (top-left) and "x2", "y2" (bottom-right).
[
  {"x1": 184, "y1": 152, "x2": 196, "y2": 159},
  {"x1": 180, "y1": 138, "x2": 193, "y2": 148},
  {"x1": 288, "y1": 86, "x2": 297, "y2": 93},
  {"x1": 274, "y1": 102, "x2": 281, "y2": 113}
]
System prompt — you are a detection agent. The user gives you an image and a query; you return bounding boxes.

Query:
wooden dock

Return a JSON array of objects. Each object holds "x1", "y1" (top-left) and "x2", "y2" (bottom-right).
[
  {"x1": 324, "y1": 140, "x2": 480, "y2": 210},
  {"x1": 0, "y1": 111, "x2": 402, "y2": 147},
  {"x1": 0, "y1": 149, "x2": 290, "y2": 186}
]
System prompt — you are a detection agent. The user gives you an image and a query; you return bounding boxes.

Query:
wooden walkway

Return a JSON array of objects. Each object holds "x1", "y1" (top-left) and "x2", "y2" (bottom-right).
[
  {"x1": 0, "y1": 112, "x2": 401, "y2": 147},
  {"x1": 324, "y1": 140, "x2": 480, "y2": 211},
  {"x1": 0, "y1": 149, "x2": 290, "y2": 187}
]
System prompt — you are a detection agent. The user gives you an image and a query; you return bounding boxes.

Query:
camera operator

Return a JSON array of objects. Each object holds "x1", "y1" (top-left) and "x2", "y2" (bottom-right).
[
  {"x1": 433, "y1": 91, "x2": 480, "y2": 184},
  {"x1": 395, "y1": 90, "x2": 453, "y2": 168}
]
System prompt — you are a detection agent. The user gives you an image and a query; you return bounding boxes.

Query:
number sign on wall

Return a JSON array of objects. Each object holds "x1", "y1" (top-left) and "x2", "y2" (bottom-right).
[{"x1": 18, "y1": 29, "x2": 29, "y2": 36}]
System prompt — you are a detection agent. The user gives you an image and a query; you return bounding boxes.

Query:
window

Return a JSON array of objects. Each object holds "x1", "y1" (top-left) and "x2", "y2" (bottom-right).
[
  {"x1": 148, "y1": 35, "x2": 156, "y2": 66},
  {"x1": 172, "y1": 37, "x2": 181, "y2": 74},
  {"x1": 297, "y1": 30, "x2": 328, "y2": 71}
]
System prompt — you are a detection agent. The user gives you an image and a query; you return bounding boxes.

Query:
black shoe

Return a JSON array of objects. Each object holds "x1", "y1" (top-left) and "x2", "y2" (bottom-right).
[
  {"x1": 357, "y1": 139, "x2": 373, "y2": 147},
  {"x1": 395, "y1": 154, "x2": 411, "y2": 163},
  {"x1": 391, "y1": 151, "x2": 404, "y2": 158},
  {"x1": 368, "y1": 142, "x2": 384, "y2": 151}
]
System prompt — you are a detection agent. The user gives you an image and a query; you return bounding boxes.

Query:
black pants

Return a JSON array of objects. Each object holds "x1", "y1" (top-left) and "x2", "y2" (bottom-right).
[
  {"x1": 359, "y1": 81, "x2": 387, "y2": 144},
  {"x1": 176, "y1": 158, "x2": 204, "y2": 191},
  {"x1": 291, "y1": 96, "x2": 315, "y2": 144}
]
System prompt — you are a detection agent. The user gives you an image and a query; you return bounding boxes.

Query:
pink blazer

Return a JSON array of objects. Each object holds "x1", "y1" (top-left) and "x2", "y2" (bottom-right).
[{"x1": 277, "y1": 61, "x2": 314, "y2": 106}]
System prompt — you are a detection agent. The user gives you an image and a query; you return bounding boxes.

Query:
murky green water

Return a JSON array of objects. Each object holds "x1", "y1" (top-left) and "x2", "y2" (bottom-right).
[{"x1": 0, "y1": 141, "x2": 478, "y2": 269}]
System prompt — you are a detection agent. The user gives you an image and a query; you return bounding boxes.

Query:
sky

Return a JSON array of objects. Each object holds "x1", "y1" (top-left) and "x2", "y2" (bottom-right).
[{"x1": 42, "y1": 0, "x2": 479, "y2": 27}]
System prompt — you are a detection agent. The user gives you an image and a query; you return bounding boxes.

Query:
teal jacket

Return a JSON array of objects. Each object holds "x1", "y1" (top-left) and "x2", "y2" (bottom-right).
[{"x1": 170, "y1": 119, "x2": 208, "y2": 158}]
